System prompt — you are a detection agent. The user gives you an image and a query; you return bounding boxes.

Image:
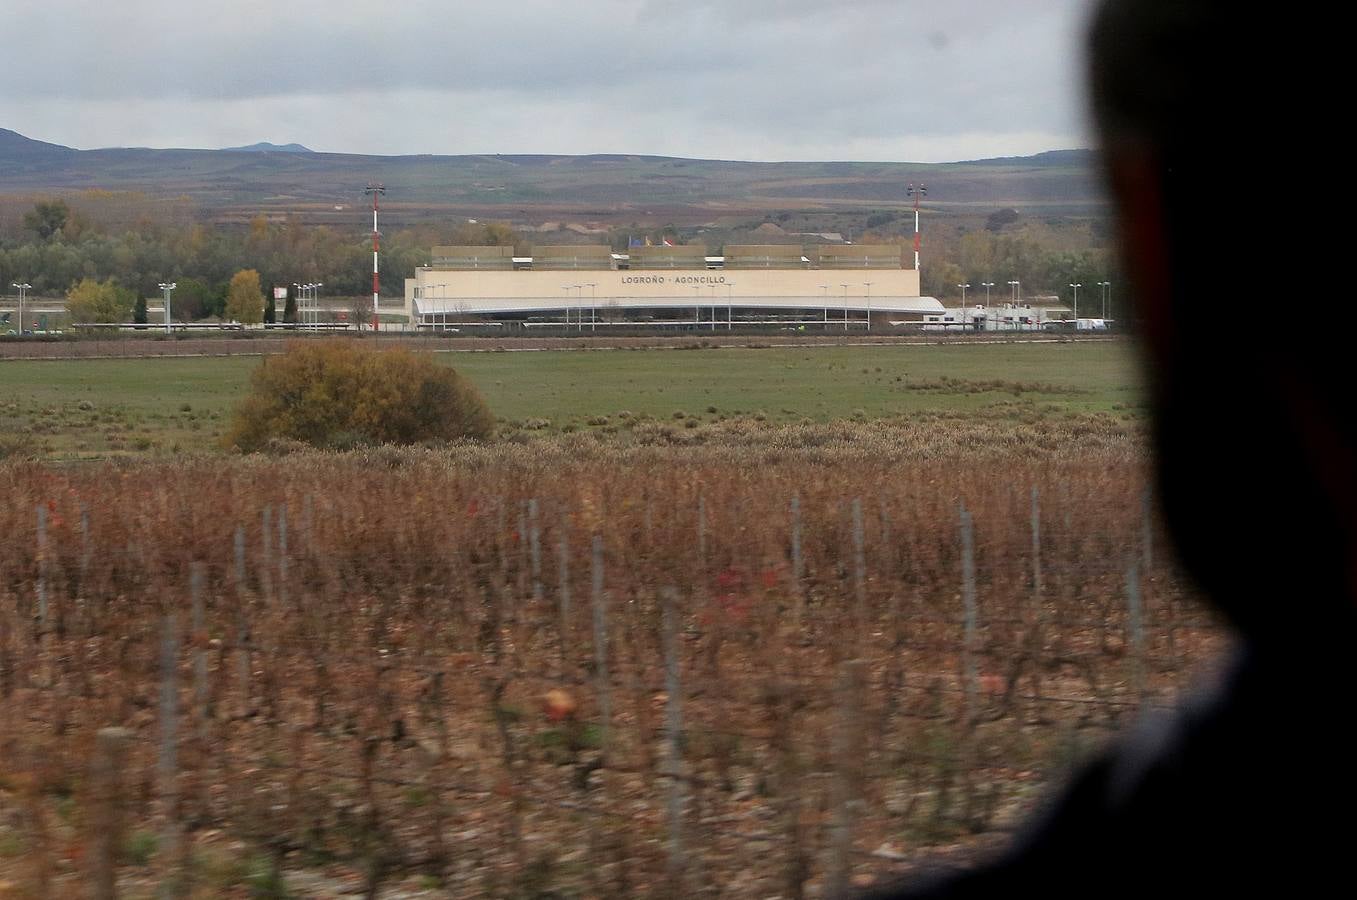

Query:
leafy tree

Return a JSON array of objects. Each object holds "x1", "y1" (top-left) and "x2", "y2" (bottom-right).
[
  {"x1": 23, "y1": 200, "x2": 70, "y2": 241},
  {"x1": 225, "y1": 269, "x2": 264, "y2": 324},
  {"x1": 66, "y1": 277, "x2": 135, "y2": 323},
  {"x1": 133, "y1": 293, "x2": 147, "y2": 324},
  {"x1": 224, "y1": 341, "x2": 495, "y2": 451},
  {"x1": 283, "y1": 287, "x2": 298, "y2": 324},
  {"x1": 173, "y1": 278, "x2": 214, "y2": 321},
  {"x1": 264, "y1": 288, "x2": 277, "y2": 324}
]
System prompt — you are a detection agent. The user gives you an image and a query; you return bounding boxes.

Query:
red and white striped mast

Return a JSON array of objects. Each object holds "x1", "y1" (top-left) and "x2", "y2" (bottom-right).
[
  {"x1": 364, "y1": 182, "x2": 386, "y2": 331},
  {"x1": 907, "y1": 182, "x2": 927, "y2": 272}
]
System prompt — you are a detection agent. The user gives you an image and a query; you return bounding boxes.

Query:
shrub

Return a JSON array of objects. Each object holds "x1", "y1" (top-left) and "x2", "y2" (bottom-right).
[{"x1": 224, "y1": 341, "x2": 495, "y2": 452}]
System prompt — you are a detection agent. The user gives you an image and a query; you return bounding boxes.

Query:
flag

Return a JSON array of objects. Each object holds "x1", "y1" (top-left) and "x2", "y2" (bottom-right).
[{"x1": 662, "y1": 237, "x2": 674, "y2": 247}]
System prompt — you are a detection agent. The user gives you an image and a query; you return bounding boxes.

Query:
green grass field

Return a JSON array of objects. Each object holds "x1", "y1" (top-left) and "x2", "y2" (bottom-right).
[{"x1": 1, "y1": 342, "x2": 1142, "y2": 458}]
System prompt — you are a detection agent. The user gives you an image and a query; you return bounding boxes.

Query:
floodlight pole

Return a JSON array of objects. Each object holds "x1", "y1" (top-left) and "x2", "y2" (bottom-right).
[
  {"x1": 727, "y1": 282, "x2": 734, "y2": 330},
  {"x1": 907, "y1": 183, "x2": 927, "y2": 272},
  {"x1": 11, "y1": 282, "x2": 31, "y2": 333},
  {"x1": 841, "y1": 283, "x2": 850, "y2": 331},
  {"x1": 1098, "y1": 280, "x2": 1111, "y2": 319},
  {"x1": 1069, "y1": 282, "x2": 1082, "y2": 324},
  {"x1": 158, "y1": 283, "x2": 176, "y2": 334},
  {"x1": 364, "y1": 183, "x2": 386, "y2": 332},
  {"x1": 863, "y1": 282, "x2": 873, "y2": 331}
]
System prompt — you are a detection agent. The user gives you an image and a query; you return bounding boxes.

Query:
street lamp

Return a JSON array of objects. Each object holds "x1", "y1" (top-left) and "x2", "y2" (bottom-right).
[
  {"x1": 863, "y1": 281, "x2": 873, "y2": 331},
  {"x1": 11, "y1": 282, "x2": 31, "y2": 333},
  {"x1": 1069, "y1": 282, "x2": 1083, "y2": 323},
  {"x1": 726, "y1": 282, "x2": 734, "y2": 330},
  {"x1": 586, "y1": 282, "x2": 597, "y2": 331},
  {"x1": 158, "y1": 283, "x2": 176, "y2": 335},
  {"x1": 1097, "y1": 280, "x2": 1112, "y2": 319},
  {"x1": 819, "y1": 284, "x2": 828, "y2": 329},
  {"x1": 1008, "y1": 280, "x2": 1021, "y2": 304},
  {"x1": 841, "y1": 283, "x2": 850, "y2": 331}
]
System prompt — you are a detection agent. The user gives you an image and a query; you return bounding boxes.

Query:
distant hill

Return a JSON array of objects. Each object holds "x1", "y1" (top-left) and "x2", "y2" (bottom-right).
[
  {"x1": 0, "y1": 127, "x2": 1104, "y2": 224},
  {"x1": 222, "y1": 142, "x2": 314, "y2": 153},
  {"x1": 961, "y1": 149, "x2": 1096, "y2": 167},
  {"x1": 0, "y1": 127, "x2": 76, "y2": 160}
]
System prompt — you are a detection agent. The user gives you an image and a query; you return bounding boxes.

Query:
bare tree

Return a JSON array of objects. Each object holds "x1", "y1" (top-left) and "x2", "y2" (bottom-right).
[{"x1": 349, "y1": 295, "x2": 373, "y2": 332}]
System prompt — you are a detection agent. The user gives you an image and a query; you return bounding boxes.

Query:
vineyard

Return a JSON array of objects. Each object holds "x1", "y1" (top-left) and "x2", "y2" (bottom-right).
[{"x1": 0, "y1": 433, "x2": 1220, "y2": 898}]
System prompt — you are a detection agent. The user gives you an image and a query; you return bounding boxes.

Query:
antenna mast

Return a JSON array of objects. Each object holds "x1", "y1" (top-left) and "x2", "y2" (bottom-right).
[
  {"x1": 363, "y1": 183, "x2": 386, "y2": 331},
  {"x1": 907, "y1": 183, "x2": 927, "y2": 273}
]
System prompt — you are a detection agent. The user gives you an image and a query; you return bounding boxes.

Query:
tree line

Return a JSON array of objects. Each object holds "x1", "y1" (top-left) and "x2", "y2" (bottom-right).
[{"x1": 2, "y1": 198, "x2": 1119, "y2": 322}]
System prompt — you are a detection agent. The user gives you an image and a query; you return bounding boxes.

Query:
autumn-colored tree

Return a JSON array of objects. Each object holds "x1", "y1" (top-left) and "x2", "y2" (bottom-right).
[
  {"x1": 66, "y1": 277, "x2": 135, "y2": 323},
  {"x1": 23, "y1": 199, "x2": 69, "y2": 241},
  {"x1": 225, "y1": 341, "x2": 496, "y2": 451},
  {"x1": 225, "y1": 269, "x2": 264, "y2": 324}
]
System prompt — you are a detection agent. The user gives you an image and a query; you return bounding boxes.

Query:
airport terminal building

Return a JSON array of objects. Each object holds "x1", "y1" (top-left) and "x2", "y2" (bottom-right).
[{"x1": 403, "y1": 244, "x2": 943, "y2": 330}]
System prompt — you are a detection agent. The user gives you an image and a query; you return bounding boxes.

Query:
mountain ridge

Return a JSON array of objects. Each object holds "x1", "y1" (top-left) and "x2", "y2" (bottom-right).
[{"x1": 0, "y1": 127, "x2": 1103, "y2": 221}]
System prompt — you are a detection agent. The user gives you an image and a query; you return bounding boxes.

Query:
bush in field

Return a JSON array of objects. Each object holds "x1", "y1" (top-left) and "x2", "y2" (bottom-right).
[{"x1": 225, "y1": 341, "x2": 495, "y2": 451}]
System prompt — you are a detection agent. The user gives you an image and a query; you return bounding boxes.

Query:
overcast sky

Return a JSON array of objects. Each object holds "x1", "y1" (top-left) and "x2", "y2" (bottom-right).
[{"x1": 2, "y1": 0, "x2": 1097, "y2": 162}]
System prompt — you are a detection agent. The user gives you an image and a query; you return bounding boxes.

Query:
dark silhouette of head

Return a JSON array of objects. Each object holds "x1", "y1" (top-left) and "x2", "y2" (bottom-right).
[{"x1": 1089, "y1": 1, "x2": 1354, "y2": 644}]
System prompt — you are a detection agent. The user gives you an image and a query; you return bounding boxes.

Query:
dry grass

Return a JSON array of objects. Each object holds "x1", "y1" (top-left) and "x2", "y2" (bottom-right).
[{"x1": 0, "y1": 429, "x2": 1217, "y2": 897}]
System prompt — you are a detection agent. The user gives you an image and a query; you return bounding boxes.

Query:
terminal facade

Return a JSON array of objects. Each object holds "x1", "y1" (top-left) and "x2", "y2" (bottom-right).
[{"x1": 403, "y1": 244, "x2": 944, "y2": 330}]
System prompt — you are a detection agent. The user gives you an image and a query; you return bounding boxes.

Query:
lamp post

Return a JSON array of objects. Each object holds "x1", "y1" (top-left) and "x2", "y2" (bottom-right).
[
  {"x1": 841, "y1": 283, "x2": 850, "y2": 331},
  {"x1": 11, "y1": 282, "x2": 31, "y2": 333},
  {"x1": 158, "y1": 282, "x2": 176, "y2": 335},
  {"x1": 313, "y1": 283, "x2": 324, "y2": 329},
  {"x1": 1098, "y1": 280, "x2": 1111, "y2": 319},
  {"x1": 820, "y1": 284, "x2": 828, "y2": 329},
  {"x1": 981, "y1": 282, "x2": 995, "y2": 330},
  {"x1": 433, "y1": 284, "x2": 449, "y2": 330},
  {"x1": 1008, "y1": 280, "x2": 1021, "y2": 304},
  {"x1": 1069, "y1": 282, "x2": 1082, "y2": 324},
  {"x1": 726, "y1": 282, "x2": 734, "y2": 330},
  {"x1": 863, "y1": 281, "x2": 873, "y2": 331},
  {"x1": 586, "y1": 282, "x2": 597, "y2": 331}
]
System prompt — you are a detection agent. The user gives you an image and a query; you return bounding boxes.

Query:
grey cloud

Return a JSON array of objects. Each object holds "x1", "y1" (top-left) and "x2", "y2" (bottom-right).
[{"x1": 1, "y1": 0, "x2": 1095, "y2": 161}]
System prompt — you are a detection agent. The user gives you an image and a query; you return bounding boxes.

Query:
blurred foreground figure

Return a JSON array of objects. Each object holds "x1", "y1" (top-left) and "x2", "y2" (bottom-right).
[{"x1": 868, "y1": 2, "x2": 1354, "y2": 896}]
